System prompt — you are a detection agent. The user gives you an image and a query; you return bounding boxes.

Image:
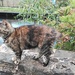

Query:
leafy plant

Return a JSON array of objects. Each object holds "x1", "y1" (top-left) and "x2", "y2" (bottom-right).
[
  {"x1": 56, "y1": 0, "x2": 70, "y2": 7},
  {"x1": 70, "y1": 0, "x2": 75, "y2": 8},
  {"x1": 56, "y1": 4, "x2": 75, "y2": 51},
  {"x1": 18, "y1": 0, "x2": 58, "y2": 25}
]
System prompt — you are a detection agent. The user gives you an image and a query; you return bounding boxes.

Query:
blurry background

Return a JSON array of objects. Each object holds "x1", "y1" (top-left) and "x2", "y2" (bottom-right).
[
  {"x1": 0, "y1": 0, "x2": 20, "y2": 7},
  {"x1": 0, "y1": 0, "x2": 75, "y2": 51}
]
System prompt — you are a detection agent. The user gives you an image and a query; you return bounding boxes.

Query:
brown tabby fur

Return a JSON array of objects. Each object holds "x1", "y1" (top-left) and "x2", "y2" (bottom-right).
[{"x1": 0, "y1": 20, "x2": 62, "y2": 66}]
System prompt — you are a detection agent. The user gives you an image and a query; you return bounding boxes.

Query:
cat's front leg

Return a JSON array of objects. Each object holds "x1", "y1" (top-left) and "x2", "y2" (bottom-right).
[{"x1": 12, "y1": 50, "x2": 22, "y2": 73}]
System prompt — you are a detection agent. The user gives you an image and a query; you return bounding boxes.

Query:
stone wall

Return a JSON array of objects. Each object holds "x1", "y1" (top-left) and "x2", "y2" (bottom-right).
[{"x1": 0, "y1": 44, "x2": 75, "y2": 75}]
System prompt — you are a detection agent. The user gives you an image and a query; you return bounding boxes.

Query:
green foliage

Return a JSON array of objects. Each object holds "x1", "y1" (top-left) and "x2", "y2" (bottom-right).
[
  {"x1": 56, "y1": 4, "x2": 75, "y2": 51},
  {"x1": 18, "y1": 0, "x2": 58, "y2": 24},
  {"x1": 55, "y1": 39, "x2": 75, "y2": 51},
  {"x1": 56, "y1": 0, "x2": 70, "y2": 7},
  {"x1": 58, "y1": 6, "x2": 71, "y2": 16},
  {"x1": 70, "y1": 0, "x2": 75, "y2": 8}
]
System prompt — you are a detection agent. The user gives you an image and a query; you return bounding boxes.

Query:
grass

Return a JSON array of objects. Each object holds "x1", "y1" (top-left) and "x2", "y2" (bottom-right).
[{"x1": 0, "y1": 7, "x2": 21, "y2": 12}]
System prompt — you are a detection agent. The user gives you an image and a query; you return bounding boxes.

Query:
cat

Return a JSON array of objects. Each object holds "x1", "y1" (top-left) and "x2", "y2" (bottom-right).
[{"x1": 0, "y1": 20, "x2": 62, "y2": 67}]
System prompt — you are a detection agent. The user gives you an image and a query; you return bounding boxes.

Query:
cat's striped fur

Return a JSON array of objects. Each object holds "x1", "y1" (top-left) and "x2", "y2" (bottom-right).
[{"x1": 0, "y1": 20, "x2": 62, "y2": 66}]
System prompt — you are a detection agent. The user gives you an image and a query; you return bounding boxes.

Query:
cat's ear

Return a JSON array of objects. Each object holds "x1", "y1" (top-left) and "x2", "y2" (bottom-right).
[{"x1": 2, "y1": 20, "x2": 14, "y2": 32}]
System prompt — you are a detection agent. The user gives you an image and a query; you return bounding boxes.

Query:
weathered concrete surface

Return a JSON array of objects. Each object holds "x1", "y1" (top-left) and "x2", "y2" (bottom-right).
[{"x1": 0, "y1": 44, "x2": 75, "y2": 75}]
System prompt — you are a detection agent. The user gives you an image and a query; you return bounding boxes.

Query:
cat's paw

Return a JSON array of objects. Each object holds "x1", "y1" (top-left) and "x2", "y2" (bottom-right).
[
  {"x1": 32, "y1": 55, "x2": 39, "y2": 60},
  {"x1": 12, "y1": 57, "x2": 20, "y2": 65},
  {"x1": 39, "y1": 55, "x2": 49, "y2": 66}
]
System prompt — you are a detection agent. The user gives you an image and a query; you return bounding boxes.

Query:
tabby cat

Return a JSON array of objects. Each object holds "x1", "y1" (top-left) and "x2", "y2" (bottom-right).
[{"x1": 0, "y1": 20, "x2": 62, "y2": 66}]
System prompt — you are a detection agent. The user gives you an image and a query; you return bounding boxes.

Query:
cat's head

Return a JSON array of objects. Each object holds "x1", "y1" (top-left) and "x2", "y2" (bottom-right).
[{"x1": 0, "y1": 20, "x2": 14, "y2": 39}]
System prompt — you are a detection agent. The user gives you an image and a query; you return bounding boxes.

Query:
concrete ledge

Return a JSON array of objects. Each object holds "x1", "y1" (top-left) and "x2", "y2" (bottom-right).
[{"x1": 0, "y1": 44, "x2": 75, "y2": 75}]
